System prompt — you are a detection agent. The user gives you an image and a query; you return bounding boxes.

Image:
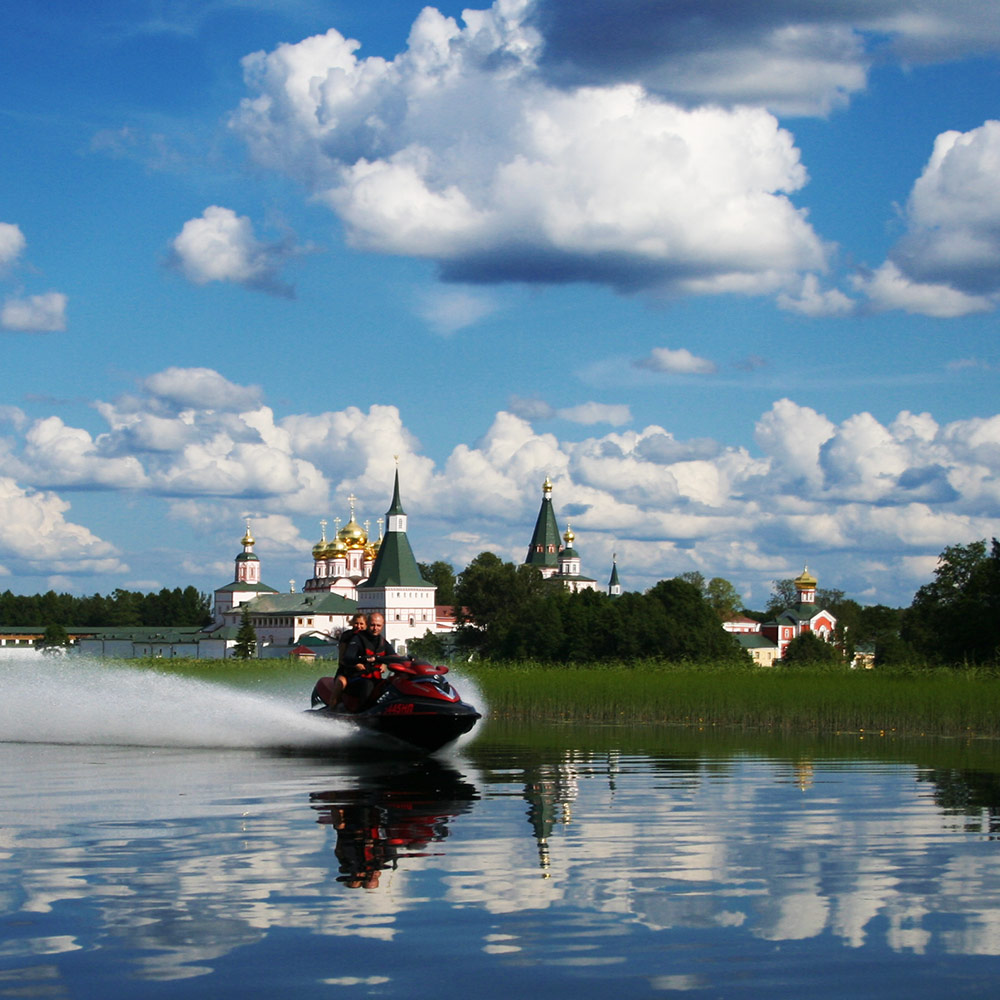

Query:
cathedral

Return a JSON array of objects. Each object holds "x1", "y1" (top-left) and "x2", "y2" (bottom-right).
[
  {"x1": 302, "y1": 494, "x2": 377, "y2": 599},
  {"x1": 210, "y1": 470, "x2": 438, "y2": 657},
  {"x1": 723, "y1": 567, "x2": 837, "y2": 666}
]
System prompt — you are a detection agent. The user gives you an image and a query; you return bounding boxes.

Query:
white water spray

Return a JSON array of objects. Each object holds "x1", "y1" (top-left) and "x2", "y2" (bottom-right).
[{"x1": 0, "y1": 657, "x2": 348, "y2": 750}]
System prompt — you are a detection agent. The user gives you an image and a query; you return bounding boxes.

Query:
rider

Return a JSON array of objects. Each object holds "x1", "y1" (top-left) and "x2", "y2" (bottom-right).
[
  {"x1": 340, "y1": 613, "x2": 394, "y2": 710},
  {"x1": 311, "y1": 612, "x2": 395, "y2": 712}
]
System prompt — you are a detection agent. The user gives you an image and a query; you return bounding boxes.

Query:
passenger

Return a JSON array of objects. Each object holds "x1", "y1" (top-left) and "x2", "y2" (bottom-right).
[
  {"x1": 339, "y1": 614, "x2": 367, "y2": 666},
  {"x1": 310, "y1": 613, "x2": 366, "y2": 709}
]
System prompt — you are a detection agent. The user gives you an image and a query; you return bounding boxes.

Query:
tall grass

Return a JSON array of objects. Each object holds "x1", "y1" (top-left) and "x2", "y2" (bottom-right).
[
  {"x1": 89, "y1": 655, "x2": 1000, "y2": 739},
  {"x1": 460, "y1": 659, "x2": 1000, "y2": 738}
]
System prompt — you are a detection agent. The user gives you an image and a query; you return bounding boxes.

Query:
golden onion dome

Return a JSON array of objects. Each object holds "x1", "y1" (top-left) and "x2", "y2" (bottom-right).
[
  {"x1": 339, "y1": 516, "x2": 367, "y2": 548},
  {"x1": 312, "y1": 521, "x2": 330, "y2": 560},
  {"x1": 794, "y1": 566, "x2": 817, "y2": 589},
  {"x1": 330, "y1": 534, "x2": 348, "y2": 556},
  {"x1": 563, "y1": 525, "x2": 575, "y2": 546},
  {"x1": 241, "y1": 520, "x2": 255, "y2": 547}
]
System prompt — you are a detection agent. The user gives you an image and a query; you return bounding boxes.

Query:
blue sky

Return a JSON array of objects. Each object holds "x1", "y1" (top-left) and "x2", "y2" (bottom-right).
[{"x1": 1, "y1": 0, "x2": 999, "y2": 609}]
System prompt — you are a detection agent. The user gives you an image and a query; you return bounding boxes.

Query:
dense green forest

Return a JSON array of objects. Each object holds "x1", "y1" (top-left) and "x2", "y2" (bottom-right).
[
  {"x1": 411, "y1": 537, "x2": 1000, "y2": 668},
  {"x1": 5, "y1": 537, "x2": 997, "y2": 667},
  {"x1": 0, "y1": 587, "x2": 212, "y2": 628},
  {"x1": 412, "y1": 552, "x2": 749, "y2": 665}
]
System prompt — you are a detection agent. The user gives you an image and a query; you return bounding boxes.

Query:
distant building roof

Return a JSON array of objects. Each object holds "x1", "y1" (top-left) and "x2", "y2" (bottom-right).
[
  {"x1": 215, "y1": 581, "x2": 280, "y2": 594},
  {"x1": 244, "y1": 591, "x2": 358, "y2": 616},
  {"x1": 735, "y1": 633, "x2": 779, "y2": 650}
]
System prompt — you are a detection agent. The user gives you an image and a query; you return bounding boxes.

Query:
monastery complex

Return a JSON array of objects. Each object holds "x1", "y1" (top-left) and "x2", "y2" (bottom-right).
[{"x1": 2, "y1": 474, "x2": 835, "y2": 663}]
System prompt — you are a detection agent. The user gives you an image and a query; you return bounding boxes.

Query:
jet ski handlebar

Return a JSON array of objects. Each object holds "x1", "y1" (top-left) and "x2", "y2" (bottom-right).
[{"x1": 378, "y1": 654, "x2": 450, "y2": 677}]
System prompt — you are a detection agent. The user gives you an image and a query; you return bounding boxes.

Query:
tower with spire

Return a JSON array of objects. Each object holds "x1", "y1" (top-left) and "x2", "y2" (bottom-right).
[
  {"x1": 356, "y1": 468, "x2": 437, "y2": 648},
  {"x1": 608, "y1": 554, "x2": 622, "y2": 597},
  {"x1": 523, "y1": 478, "x2": 600, "y2": 592},
  {"x1": 524, "y1": 477, "x2": 562, "y2": 577}
]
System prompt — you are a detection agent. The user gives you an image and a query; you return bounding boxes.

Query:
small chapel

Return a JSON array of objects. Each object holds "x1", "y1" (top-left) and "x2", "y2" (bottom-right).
[{"x1": 724, "y1": 567, "x2": 837, "y2": 666}]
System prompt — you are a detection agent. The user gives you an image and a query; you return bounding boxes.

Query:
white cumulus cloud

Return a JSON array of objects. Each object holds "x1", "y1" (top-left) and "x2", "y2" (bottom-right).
[
  {"x1": 857, "y1": 121, "x2": 1000, "y2": 316},
  {"x1": 1, "y1": 292, "x2": 67, "y2": 332},
  {"x1": 170, "y1": 206, "x2": 297, "y2": 296},
  {"x1": 5, "y1": 367, "x2": 1000, "y2": 605},
  {"x1": 230, "y1": 3, "x2": 828, "y2": 300},
  {"x1": 0, "y1": 476, "x2": 125, "y2": 576},
  {"x1": 634, "y1": 347, "x2": 717, "y2": 375},
  {"x1": 777, "y1": 274, "x2": 855, "y2": 316},
  {"x1": 0, "y1": 222, "x2": 26, "y2": 269},
  {"x1": 143, "y1": 367, "x2": 264, "y2": 412}
]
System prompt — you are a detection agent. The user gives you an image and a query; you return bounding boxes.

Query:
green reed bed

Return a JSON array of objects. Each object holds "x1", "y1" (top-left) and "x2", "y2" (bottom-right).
[
  {"x1": 461, "y1": 660, "x2": 1000, "y2": 738},
  {"x1": 98, "y1": 656, "x2": 1000, "y2": 738}
]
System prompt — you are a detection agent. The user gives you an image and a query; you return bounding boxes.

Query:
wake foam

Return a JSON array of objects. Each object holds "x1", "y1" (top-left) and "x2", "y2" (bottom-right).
[{"x1": 0, "y1": 657, "x2": 346, "y2": 750}]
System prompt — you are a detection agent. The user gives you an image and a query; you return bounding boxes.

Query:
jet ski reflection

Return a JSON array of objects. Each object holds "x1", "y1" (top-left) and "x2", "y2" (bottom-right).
[{"x1": 310, "y1": 760, "x2": 479, "y2": 889}]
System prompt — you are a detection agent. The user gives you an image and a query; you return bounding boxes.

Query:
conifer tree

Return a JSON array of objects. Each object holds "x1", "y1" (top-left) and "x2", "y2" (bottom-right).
[{"x1": 233, "y1": 606, "x2": 257, "y2": 660}]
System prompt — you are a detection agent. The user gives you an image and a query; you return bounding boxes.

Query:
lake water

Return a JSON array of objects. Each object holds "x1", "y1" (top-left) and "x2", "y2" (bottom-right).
[{"x1": 2, "y1": 661, "x2": 1000, "y2": 998}]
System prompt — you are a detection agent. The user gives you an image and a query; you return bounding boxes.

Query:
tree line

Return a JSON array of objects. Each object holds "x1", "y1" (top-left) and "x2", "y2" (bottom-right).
[
  {"x1": 416, "y1": 552, "x2": 749, "y2": 664},
  {"x1": 6, "y1": 537, "x2": 996, "y2": 665},
  {"x1": 896, "y1": 539, "x2": 1000, "y2": 666},
  {"x1": 416, "y1": 538, "x2": 1000, "y2": 667},
  {"x1": 0, "y1": 587, "x2": 213, "y2": 628}
]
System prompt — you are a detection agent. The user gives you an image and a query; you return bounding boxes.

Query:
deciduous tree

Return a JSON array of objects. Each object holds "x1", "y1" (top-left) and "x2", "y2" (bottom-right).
[{"x1": 903, "y1": 539, "x2": 1000, "y2": 665}]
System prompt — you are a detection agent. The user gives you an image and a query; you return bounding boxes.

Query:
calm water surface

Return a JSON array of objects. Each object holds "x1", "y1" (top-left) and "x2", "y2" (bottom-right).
[{"x1": 1, "y1": 661, "x2": 999, "y2": 998}]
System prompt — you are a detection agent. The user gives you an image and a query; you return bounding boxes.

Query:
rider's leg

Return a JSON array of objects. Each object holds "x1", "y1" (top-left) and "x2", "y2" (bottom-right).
[{"x1": 310, "y1": 675, "x2": 343, "y2": 708}]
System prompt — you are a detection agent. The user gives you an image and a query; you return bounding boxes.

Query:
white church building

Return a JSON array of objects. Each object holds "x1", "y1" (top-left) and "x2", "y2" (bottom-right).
[{"x1": 77, "y1": 472, "x2": 445, "y2": 660}]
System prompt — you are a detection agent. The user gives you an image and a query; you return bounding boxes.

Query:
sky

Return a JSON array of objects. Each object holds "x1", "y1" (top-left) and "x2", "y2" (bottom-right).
[{"x1": 1, "y1": 0, "x2": 999, "y2": 610}]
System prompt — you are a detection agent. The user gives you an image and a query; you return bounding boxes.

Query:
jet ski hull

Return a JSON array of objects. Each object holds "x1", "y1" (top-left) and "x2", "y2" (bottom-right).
[
  {"x1": 308, "y1": 658, "x2": 481, "y2": 753},
  {"x1": 310, "y1": 701, "x2": 480, "y2": 752}
]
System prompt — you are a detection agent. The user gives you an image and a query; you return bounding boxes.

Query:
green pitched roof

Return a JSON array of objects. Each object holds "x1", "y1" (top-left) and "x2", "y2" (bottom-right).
[
  {"x1": 242, "y1": 591, "x2": 358, "y2": 616},
  {"x1": 361, "y1": 530, "x2": 430, "y2": 589},
  {"x1": 774, "y1": 604, "x2": 828, "y2": 624},
  {"x1": 524, "y1": 494, "x2": 561, "y2": 569},
  {"x1": 348, "y1": 472, "x2": 430, "y2": 590},
  {"x1": 735, "y1": 633, "x2": 779, "y2": 650},
  {"x1": 215, "y1": 581, "x2": 281, "y2": 594},
  {"x1": 80, "y1": 626, "x2": 209, "y2": 641}
]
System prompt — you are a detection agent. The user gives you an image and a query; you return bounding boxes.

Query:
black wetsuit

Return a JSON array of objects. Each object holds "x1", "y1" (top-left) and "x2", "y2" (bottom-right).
[
  {"x1": 336, "y1": 627, "x2": 365, "y2": 674},
  {"x1": 340, "y1": 630, "x2": 395, "y2": 706}
]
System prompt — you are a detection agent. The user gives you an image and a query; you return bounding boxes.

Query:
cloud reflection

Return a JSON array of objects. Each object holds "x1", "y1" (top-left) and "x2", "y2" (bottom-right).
[{"x1": 1, "y1": 741, "x2": 999, "y2": 991}]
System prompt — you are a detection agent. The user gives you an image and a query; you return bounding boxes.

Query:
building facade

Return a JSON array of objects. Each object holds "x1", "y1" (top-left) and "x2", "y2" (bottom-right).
[
  {"x1": 76, "y1": 473, "x2": 441, "y2": 660},
  {"x1": 724, "y1": 567, "x2": 837, "y2": 665}
]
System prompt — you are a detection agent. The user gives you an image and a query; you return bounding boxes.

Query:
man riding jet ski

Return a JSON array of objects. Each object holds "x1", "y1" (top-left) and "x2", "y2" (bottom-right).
[{"x1": 309, "y1": 613, "x2": 480, "y2": 752}]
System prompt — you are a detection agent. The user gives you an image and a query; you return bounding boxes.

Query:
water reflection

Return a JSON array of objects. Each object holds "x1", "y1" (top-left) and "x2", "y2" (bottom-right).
[
  {"x1": 919, "y1": 768, "x2": 1000, "y2": 836},
  {"x1": 2, "y1": 734, "x2": 1000, "y2": 997},
  {"x1": 309, "y1": 759, "x2": 479, "y2": 888}
]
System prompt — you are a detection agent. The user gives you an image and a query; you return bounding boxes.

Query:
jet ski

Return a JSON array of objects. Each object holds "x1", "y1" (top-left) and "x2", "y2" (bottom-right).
[{"x1": 307, "y1": 656, "x2": 481, "y2": 753}]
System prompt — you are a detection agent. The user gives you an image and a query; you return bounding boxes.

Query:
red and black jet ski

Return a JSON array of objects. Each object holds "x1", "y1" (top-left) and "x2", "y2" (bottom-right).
[{"x1": 308, "y1": 656, "x2": 481, "y2": 753}]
